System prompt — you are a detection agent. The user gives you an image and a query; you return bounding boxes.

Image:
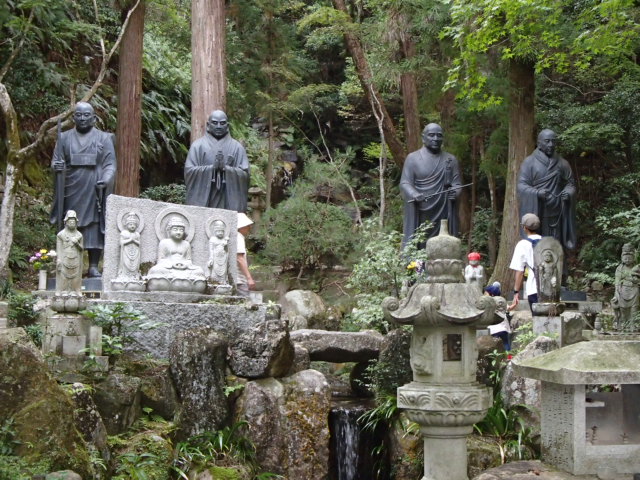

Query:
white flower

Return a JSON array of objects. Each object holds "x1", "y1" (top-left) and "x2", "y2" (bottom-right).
[{"x1": 48, "y1": 250, "x2": 57, "y2": 257}]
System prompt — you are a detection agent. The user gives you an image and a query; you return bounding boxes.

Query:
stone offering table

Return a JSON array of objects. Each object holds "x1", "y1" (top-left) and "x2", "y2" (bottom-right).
[{"x1": 514, "y1": 340, "x2": 640, "y2": 477}]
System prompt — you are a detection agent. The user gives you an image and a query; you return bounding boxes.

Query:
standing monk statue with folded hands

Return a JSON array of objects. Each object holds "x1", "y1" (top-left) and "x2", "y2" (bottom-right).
[{"x1": 184, "y1": 110, "x2": 250, "y2": 212}]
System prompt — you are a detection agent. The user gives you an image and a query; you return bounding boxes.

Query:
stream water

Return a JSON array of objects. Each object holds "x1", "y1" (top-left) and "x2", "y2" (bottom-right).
[{"x1": 329, "y1": 398, "x2": 387, "y2": 480}]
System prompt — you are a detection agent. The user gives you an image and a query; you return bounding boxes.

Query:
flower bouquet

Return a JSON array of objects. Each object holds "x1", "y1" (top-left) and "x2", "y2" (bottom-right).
[{"x1": 29, "y1": 249, "x2": 57, "y2": 272}]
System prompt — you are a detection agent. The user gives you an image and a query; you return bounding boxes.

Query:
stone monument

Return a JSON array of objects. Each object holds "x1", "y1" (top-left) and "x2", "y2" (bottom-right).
[
  {"x1": 101, "y1": 195, "x2": 239, "y2": 300},
  {"x1": 400, "y1": 123, "x2": 462, "y2": 247},
  {"x1": 50, "y1": 101, "x2": 116, "y2": 278},
  {"x1": 382, "y1": 219, "x2": 496, "y2": 480},
  {"x1": 517, "y1": 129, "x2": 576, "y2": 252},
  {"x1": 207, "y1": 219, "x2": 232, "y2": 292},
  {"x1": 612, "y1": 243, "x2": 640, "y2": 331},
  {"x1": 515, "y1": 340, "x2": 640, "y2": 477}
]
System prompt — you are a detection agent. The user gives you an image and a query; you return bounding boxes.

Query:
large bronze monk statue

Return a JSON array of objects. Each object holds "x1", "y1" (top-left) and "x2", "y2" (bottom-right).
[
  {"x1": 518, "y1": 129, "x2": 576, "y2": 250},
  {"x1": 184, "y1": 110, "x2": 250, "y2": 212},
  {"x1": 400, "y1": 123, "x2": 461, "y2": 247},
  {"x1": 50, "y1": 102, "x2": 116, "y2": 278}
]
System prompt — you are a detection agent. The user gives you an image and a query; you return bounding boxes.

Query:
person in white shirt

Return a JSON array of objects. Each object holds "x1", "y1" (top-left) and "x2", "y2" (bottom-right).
[
  {"x1": 508, "y1": 213, "x2": 542, "y2": 313},
  {"x1": 236, "y1": 213, "x2": 256, "y2": 297}
]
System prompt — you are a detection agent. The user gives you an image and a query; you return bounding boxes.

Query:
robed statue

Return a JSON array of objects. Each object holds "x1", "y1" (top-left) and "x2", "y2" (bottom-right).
[
  {"x1": 400, "y1": 123, "x2": 461, "y2": 247},
  {"x1": 50, "y1": 102, "x2": 116, "y2": 278},
  {"x1": 184, "y1": 110, "x2": 250, "y2": 212},
  {"x1": 517, "y1": 129, "x2": 576, "y2": 250}
]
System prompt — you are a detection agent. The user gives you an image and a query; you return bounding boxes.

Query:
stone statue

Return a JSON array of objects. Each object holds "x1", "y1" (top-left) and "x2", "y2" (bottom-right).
[
  {"x1": 517, "y1": 129, "x2": 576, "y2": 250},
  {"x1": 146, "y1": 216, "x2": 206, "y2": 293},
  {"x1": 207, "y1": 219, "x2": 229, "y2": 285},
  {"x1": 533, "y1": 237, "x2": 564, "y2": 304},
  {"x1": 56, "y1": 210, "x2": 83, "y2": 294},
  {"x1": 184, "y1": 110, "x2": 250, "y2": 212},
  {"x1": 117, "y1": 211, "x2": 142, "y2": 279},
  {"x1": 50, "y1": 102, "x2": 116, "y2": 278},
  {"x1": 612, "y1": 243, "x2": 640, "y2": 330},
  {"x1": 400, "y1": 123, "x2": 461, "y2": 247},
  {"x1": 464, "y1": 252, "x2": 484, "y2": 293}
]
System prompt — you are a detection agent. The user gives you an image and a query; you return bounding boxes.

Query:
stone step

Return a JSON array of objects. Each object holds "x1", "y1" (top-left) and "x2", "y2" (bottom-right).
[{"x1": 0, "y1": 317, "x2": 7, "y2": 329}]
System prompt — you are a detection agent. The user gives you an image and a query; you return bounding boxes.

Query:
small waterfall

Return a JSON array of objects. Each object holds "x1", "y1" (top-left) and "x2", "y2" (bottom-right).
[{"x1": 329, "y1": 398, "x2": 387, "y2": 480}]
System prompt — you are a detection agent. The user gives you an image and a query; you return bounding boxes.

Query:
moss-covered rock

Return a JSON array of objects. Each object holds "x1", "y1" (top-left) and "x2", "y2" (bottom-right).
[
  {"x1": 111, "y1": 428, "x2": 174, "y2": 480},
  {"x1": 0, "y1": 328, "x2": 91, "y2": 477}
]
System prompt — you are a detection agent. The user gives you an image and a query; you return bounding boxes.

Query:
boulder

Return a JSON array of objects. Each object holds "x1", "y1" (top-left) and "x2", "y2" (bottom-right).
[
  {"x1": 169, "y1": 327, "x2": 229, "y2": 437},
  {"x1": 44, "y1": 471, "x2": 83, "y2": 480},
  {"x1": 93, "y1": 373, "x2": 142, "y2": 435},
  {"x1": 287, "y1": 343, "x2": 311, "y2": 375},
  {"x1": 70, "y1": 383, "x2": 110, "y2": 464},
  {"x1": 387, "y1": 414, "x2": 422, "y2": 480},
  {"x1": 139, "y1": 364, "x2": 179, "y2": 420},
  {"x1": 228, "y1": 318, "x2": 294, "y2": 378},
  {"x1": 502, "y1": 336, "x2": 559, "y2": 416},
  {"x1": 374, "y1": 328, "x2": 413, "y2": 394},
  {"x1": 0, "y1": 328, "x2": 91, "y2": 476},
  {"x1": 235, "y1": 370, "x2": 331, "y2": 479},
  {"x1": 467, "y1": 436, "x2": 502, "y2": 479},
  {"x1": 290, "y1": 329, "x2": 383, "y2": 363},
  {"x1": 281, "y1": 290, "x2": 328, "y2": 330}
]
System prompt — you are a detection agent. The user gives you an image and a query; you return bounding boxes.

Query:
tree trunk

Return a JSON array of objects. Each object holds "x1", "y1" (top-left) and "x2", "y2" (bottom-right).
[
  {"x1": 191, "y1": 0, "x2": 226, "y2": 143},
  {"x1": 400, "y1": 38, "x2": 421, "y2": 152},
  {"x1": 115, "y1": 0, "x2": 145, "y2": 197},
  {"x1": 332, "y1": 0, "x2": 406, "y2": 166},
  {"x1": 491, "y1": 60, "x2": 536, "y2": 289},
  {"x1": 0, "y1": 84, "x2": 21, "y2": 281},
  {"x1": 266, "y1": 111, "x2": 274, "y2": 209}
]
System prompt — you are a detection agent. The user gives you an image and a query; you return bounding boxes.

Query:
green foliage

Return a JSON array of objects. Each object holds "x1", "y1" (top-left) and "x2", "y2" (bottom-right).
[
  {"x1": 141, "y1": 184, "x2": 187, "y2": 205},
  {"x1": 7, "y1": 291, "x2": 38, "y2": 327},
  {"x1": 262, "y1": 195, "x2": 354, "y2": 273},
  {"x1": 474, "y1": 351, "x2": 537, "y2": 463},
  {"x1": 173, "y1": 423, "x2": 259, "y2": 478},
  {"x1": 24, "y1": 323, "x2": 43, "y2": 348},
  {"x1": 0, "y1": 419, "x2": 19, "y2": 456},
  {"x1": 80, "y1": 303, "x2": 160, "y2": 362}
]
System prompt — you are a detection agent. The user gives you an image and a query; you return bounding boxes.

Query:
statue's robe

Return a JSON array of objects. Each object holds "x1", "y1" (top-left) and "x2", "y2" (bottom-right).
[
  {"x1": 517, "y1": 148, "x2": 576, "y2": 250},
  {"x1": 184, "y1": 133, "x2": 249, "y2": 212},
  {"x1": 400, "y1": 147, "x2": 461, "y2": 247},
  {"x1": 50, "y1": 128, "x2": 116, "y2": 249}
]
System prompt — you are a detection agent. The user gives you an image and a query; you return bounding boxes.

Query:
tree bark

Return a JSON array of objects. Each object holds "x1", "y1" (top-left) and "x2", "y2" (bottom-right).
[
  {"x1": 491, "y1": 60, "x2": 536, "y2": 288},
  {"x1": 115, "y1": 0, "x2": 145, "y2": 197},
  {"x1": 0, "y1": 84, "x2": 20, "y2": 281},
  {"x1": 332, "y1": 0, "x2": 406, "y2": 166},
  {"x1": 191, "y1": 0, "x2": 226, "y2": 143},
  {"x1": 400, "y1": 38, "x2": 421, "y2": 152}
]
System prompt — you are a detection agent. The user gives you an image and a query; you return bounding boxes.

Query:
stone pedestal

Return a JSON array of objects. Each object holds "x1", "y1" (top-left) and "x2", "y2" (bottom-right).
[{"x1": 383, "y1": 220, "x2": 497, "y2": 480}]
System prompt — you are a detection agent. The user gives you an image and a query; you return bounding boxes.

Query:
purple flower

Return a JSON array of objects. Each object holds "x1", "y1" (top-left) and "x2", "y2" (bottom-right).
[{"x1": 35, "y1": 252, "x2": 42, "y2": 258}]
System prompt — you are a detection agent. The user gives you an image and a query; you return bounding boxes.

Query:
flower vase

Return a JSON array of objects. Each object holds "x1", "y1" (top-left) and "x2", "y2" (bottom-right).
[{"x1": 38, "y1": 269, "x2": 48, "y2": 291}]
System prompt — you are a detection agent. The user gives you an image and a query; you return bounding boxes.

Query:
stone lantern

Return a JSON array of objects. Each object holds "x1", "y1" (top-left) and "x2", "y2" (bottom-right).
[{"x1": 382, "y1": 219, "x2": 496, "y2": 480}]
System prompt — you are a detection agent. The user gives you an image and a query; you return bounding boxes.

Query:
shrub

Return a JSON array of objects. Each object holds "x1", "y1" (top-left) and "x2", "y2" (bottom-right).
[
  {"x1": 262, "y1": 195, "x2": 353, "y2": 274},
  {"x1": 141, "y1": 184, "x2": 186, "y2": 204}
]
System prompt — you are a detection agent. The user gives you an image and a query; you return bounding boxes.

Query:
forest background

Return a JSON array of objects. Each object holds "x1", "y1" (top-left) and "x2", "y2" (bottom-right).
[{"x1": 1, "y1": 0, "x2": 640, "y2": 310}]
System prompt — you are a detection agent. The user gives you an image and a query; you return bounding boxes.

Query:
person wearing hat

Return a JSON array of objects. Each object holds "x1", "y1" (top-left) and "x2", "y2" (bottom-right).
[
  {"x1": 484, "y1": 281, "x2": 512, "y2": 352},
  {"x1": 508, "y1": 213, "x2": 542, "y2": 313},
  {"x1": 236, "y1": 213, "x2": 256, "y2": 297}
]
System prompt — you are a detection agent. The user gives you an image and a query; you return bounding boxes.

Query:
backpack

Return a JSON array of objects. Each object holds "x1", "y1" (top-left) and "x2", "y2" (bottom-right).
[{"x1": 523, "y1": 237, "x2": 540, "y2": 279}]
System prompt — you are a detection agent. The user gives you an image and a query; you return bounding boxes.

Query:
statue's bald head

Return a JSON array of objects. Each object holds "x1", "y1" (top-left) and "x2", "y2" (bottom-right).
[
  {"x1": 422, "y1": 123, "x2": 444, "y2": 153},
  {"x1": 537, "y1": 129, "x2": 557, "y2": 157},
  {"x1": 73, "y1": 102, "x2": 96, "y2": 133},
  {"x1": 207, "y1": 110, "x2": 229, "y2": 139}
]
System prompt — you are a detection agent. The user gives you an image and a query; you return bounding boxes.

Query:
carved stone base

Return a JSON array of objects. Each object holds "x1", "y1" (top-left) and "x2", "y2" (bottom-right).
[
  {"x1": 110, "y1": 278, "x2": 146, "y2": 292},
  {"x1": 50, "y1": 294, "x2": 87, "y2": 313},
  {"x1": 398, "y1": 382, "x2": 491, "y2": 480}
]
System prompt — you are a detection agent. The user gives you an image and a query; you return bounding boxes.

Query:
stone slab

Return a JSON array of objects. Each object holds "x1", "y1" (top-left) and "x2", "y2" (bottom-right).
[
  {"x1": 101, "y1": 291, "x2": 244, "y2": 303},
  {"x1": 103, "y1": 195, "x2": 239, "y2": 293},
  {"x1": 88, "y1": 299, "x2": 273, "y2": 359},
  {"x1": 533, "y1": 313, "x2": 586, "y2": 347},
  {"x1": 62, "y1": 335, "x2": 87, "y2": 356},
  {"x1": 514, "y1": 340, "x2": 640, "y2": 384},
  {"x1": 289, "y1": 329, "x2": 383, "y2": 363},
  {"x1": 0, "y1": 301, "x2": 7, "y2": 317}
]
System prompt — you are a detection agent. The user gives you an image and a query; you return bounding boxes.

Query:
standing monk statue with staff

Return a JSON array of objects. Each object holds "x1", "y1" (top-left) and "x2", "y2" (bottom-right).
[
  {"x1": 400, "y1": 123, "x2": 462, "y2": 247},
  {"x1": 517, "y1": 129, "x2": 576, "y2": 251},
  {"x1": 50, "y1": 102, "x2": 116, "y2": 278}
]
